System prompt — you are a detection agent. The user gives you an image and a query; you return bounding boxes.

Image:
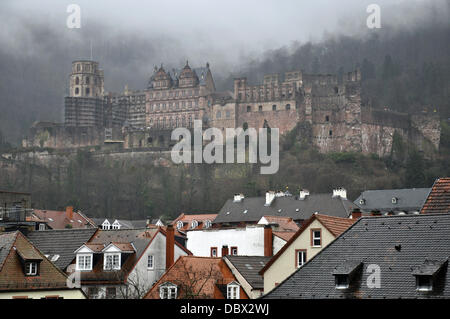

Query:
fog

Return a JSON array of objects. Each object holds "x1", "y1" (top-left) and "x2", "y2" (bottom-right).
[{"x1": 0, "y1": 0, "x2": 448, "y2": 143}]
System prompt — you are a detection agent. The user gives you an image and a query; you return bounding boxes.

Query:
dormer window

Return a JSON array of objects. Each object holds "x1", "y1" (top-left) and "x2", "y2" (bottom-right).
[
  {"x1": 204, "y1": 220, "x2": 212, "y2": 229},
  {"x1": 76, "y1": 254, "x2": 92, "y2": 271},
  {"x1": 104, "y1": 253, "x2": 121, "y2": 270},
  {"x1": 25, "y1": 262, "x2": 38, "y2": 276},
  {"x1": 112, "y1": 220, "x2": 121, "y2": 230},
  {"x1": 191, "y1": 220, "x2": 198, "y2": 229},
  {"x1": 311, "y1": 229, "x2": 322, "y2": 247},
  {"x1": 227, "y1": 282, "x2": 240, "y2": 299},
  {"x1": 333, "y1": 260, "x2": 362, "y2": 290},
  {"x1": 176, "y1": 221, "x2": 184, "y2": 230},
  {"x1": 102, "y1": 220, "x2": 111, "y2": 230},
  {"x1": 412, "y1": 259, "x2": 447, "y2": 292},
  {"x1": 160, "y1": 282, "x2": 177, "y2": 299}
]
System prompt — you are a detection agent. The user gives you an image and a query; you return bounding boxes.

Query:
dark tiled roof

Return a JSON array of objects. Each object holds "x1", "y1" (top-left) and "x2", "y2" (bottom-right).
[
  {"x1": 225, "y1": 256, "x2": 270, "y2": 290},
  {"x1": 421, "y1": 178, "x2": 450, "y2": 214},
  {"x1": 214, "y1": 195, "x2": 355, "y2": 224},
  {"x1": 26, "y1": 228, "x2": 97, "y2": 270},
  {"x1": 0, "y1": 232, "x2": 17, "y2": 272},
  {"x1": 263, "y1": 213, "x2": 450, "y2": 299},
  {"x1": 354, "y1": 188, "x2": 431, "y2": 213}
]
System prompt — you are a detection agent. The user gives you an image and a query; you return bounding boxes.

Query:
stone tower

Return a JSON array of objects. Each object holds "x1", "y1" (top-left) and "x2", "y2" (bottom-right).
[{"x1": 65, "y1": 60, "x2": 105, "y2": 127}]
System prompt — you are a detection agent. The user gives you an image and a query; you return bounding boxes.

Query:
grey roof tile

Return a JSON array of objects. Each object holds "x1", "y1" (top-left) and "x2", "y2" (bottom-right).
[{"x1": 225, "y1": 256, "x2": 271, "y2": 289}]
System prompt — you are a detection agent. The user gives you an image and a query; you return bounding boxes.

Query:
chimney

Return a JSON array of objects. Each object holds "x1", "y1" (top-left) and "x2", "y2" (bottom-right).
[
  {"x1": 265, "y1": 191, "x2": 276, "y2": 206},
  {"x1": 233, "y1": 193, "x2": 244, "y2": 203},
  {"x1": 146, "y1": 216, "x2": 151, "y2": 226},
  {"x1": 332, "y1": 187, "x2": 347, "y2": 199},
  {"x1": 351, "y1": 208, "x2": 362, "y2": 219},
  {"x1": 299, "y1": 189, "x2": 310, "y2": 200},
  {"x1": 221, "y1": 245, "x2": 229, "y2": 257},
  {"x1": 264, "y1": 225, "x2": 273, "y2": 257},
  {"x1": 166, "y1": 224, "x2": 175, "y2": 270},
  {"x1": 66, "y1": 206, "x2": 73, "y2": 220}
]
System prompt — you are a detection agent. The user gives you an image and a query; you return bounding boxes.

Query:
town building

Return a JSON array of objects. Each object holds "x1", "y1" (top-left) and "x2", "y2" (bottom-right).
[
  {"x1": 213, "y1": 188, "x2": 356, "y2": 226},
  {"x1": 262, "y1": 213, "x2": 450, "y2": 299},
  {"x1": 143, "y1": 256, "x2": 248, "y2": 299},
  {"x1": 26, "y1": 228, "x2": 98, "y2": 271},
  {"x1": 223, "y1": 255, "x2": 270, "y2": 299},
  {"x1": 32, "y1": 206, "x2": 96, "y2": 230},
  {"x1": 259, "y1": 213, "x2": 357, "y2": 294},
  {"x1": 70, "y1": 225, "x2": 190, "y2": 299},
  {"x1": 172, "y1": 213, "x2": 218, "y2": 234},
  {"x1": 0, "y1": 231, "x2": 86, "y2": 299},
  {"x1": 354, "y1": 188, "x2": 431, "y2": 215}
]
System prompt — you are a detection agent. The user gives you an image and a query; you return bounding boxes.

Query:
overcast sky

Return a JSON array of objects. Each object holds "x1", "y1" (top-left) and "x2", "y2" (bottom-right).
[{"x1": 0, "y1": 0, "x2": 448, "y2": 90}]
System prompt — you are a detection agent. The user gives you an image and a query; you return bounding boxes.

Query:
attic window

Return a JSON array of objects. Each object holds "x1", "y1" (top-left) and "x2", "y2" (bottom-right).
[
  {"x1": 51, "y1": 254, "x2": 60, "y2": 262},
  {"x1": 416, "y1": 276, "x2": 433, "y2": 291},
  {"x1": 227, "y1": 282, "x2": 240, "y2": 299},
  {"x1": 335, "y1": 275, "x2": 349, "y2": 289},
  {"x1": 204, "y1": 220, "x2": 212, "y2": 228},
  {"x1": 176, "y1": 221, "x2": 184, "y2": 229},
  {"x1": 160, "y1": 283, "x2": 177, "y2": 299},
  {"x1": 25, "y1": 262, "x2": 38, "y2": 276},
  {"x1": 191, "y1": 220, "x2": 198, "y2": 229},
  {"x1": 412, "y1": 259, "x2": 447, "y2": 292},
  {"x1": 104, "y1": 253, "x2": 121, "y2": 270}
]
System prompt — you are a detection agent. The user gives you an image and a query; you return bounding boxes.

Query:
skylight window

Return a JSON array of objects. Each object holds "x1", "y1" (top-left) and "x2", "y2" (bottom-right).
[{"x1": 51, "y1": 254, "x2": 60, "y2": 262}]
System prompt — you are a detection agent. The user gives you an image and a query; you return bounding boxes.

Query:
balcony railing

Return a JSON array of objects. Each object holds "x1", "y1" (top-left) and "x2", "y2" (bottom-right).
[{"x1": 0, "y1": 207, "x2": 33, "y2": 222}]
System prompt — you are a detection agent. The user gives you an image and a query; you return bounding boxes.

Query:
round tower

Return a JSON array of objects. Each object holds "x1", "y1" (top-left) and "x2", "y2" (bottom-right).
[{"x1": 69, "y1": 60, "x2": 104, "y2": 97}]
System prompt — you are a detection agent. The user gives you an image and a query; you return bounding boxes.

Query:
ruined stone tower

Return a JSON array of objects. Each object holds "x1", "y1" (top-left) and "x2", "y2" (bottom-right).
[{"x1": 65, "y1": 60, "x2": 105, "y2": 127}]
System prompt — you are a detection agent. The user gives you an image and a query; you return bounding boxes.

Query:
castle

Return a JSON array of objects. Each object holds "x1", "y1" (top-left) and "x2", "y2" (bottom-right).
[{"x1": 24, "y1": 60, "x2": 441, "y2": 156}]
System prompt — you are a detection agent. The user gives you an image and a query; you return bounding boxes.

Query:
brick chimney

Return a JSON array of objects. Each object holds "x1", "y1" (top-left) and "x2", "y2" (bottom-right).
[
  {"x1": 221, "y1": 245, "x2": 229, "y2": 257},
  {"x1": 166, "y1": 224, "x2": 175, "y2": 270},
  {"x1": 66, "y1": 206, "x2": 73, "y2": 220},
  {"x1": 351, "y1": 208, "x2": 362, "y2": 219},
  {"x1": 264, "y1": 225, "x2": 273, "y2": 257}
]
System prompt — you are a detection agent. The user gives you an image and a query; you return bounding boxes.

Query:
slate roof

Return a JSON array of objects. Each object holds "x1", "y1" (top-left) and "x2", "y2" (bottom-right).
[
  {"x1": 33, "y1": 209, "x2": 96, "y2": 229},
  {"x1": 0, "y1": 232, "x2": 16, "y2": 272},
  {"x1": 26, "y1": 228, "x2": 97, "y2": 270},
  {"x1": 263, "y1": 213, "x2": 450, "y2": 299},
  {"x1": 354, "y1": 188, "x2": 431, "y2": 214},
  {"x1": 214, "y1": 194, "x2": 355, "y2": 224},
  {"x1": 421, "y1": 178, "x2": 450, "y2": 214},
  {"x1": 224, "y1": 256, "x2": 270, "y2": 290}
]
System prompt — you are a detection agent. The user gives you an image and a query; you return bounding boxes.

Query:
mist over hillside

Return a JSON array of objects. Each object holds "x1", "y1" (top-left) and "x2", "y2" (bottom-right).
[{"x1": 0, "y1": 0, "x2": 449, "y2": 145}]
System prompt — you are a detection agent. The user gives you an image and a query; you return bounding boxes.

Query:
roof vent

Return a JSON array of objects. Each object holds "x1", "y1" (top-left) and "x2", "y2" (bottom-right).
[
  {"x1": 243, "y1": 210, "x2": 248, "y2": 214},
  {"x1": 332, "y1": 187, "x2": 347, "y2": 199},
  {"x1": 299, "y1": 189, "x2": 310, "y2": 200}
]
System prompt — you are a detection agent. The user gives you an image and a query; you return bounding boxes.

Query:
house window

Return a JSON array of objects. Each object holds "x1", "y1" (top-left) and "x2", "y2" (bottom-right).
[
  {"x1": 25, "y1": 262, "x2": 38, "y2": 276},
  {"x1": 75, "y1": 88, "x2": 79, "y2": 95},
  {"x1": 176, "y1": 221, "x2": 184, "y2": 230},
  {"x1": 106, "y1": 287, "x2": 116, "y2": 299},
  {"x1": 39, "y1": 224, "x2": 46, "y2": 231},
  {"x1": 247, "y1": 106, "x2": 251, "y2": 112},
  {"x1": 104, "y1": 253, "x2": 121, "y2": 270},
  {"x1": 416, "y1": 275, "x2": 433, "y2": 291},
  {"x1": 325, "y1": 115, "x2": 330, "y2": 122},
  {"x1": 191, "y1": 220, "x2": 198, "y2": 229},
  {"x1": 210, "y1": 247, "x2": 218, "y2": 257},
  {"x1": 147, "y1": 255, "x2": 154, "y2": 270},
  {"x1": 75, "y1": 77, "x2": 79, "y2": 85},
  {"x1": 227, "y1": 283, "x2": 240, "y2": 299},
  {"x1": 160, "y1": 284, "x2": 177, "y2": 299},
  {"x1": 285, "y1": 104, "x2": 291, "y2": 110},
  {"x1": 87, "y1": 287, "x2": 99, "y2": 299},
  {"x1": 329, "y1": 130, "x2": 333, "y2": 137},
  {"x1": 311, "y1": 229, "x2": 321, "y2": 247},
  {"x1": 295, "y1": 250, "x2": 307, "y2": 268},
  {"x1": 77, "y1": 254, "x2": 92, "y2": 271},
  {"x1": 204, "y1": 220, "x2": 212, "y2": 229},
  {"x1": 272, "y1": 105, "x2": 276, "y2": 111},
  {"x1": 258, "y1": 105, "x2": 263, "y2": 111},
  {"x1": 86, "y1": 88, "x2": 90, "y2": 95},
  {"x1": 335, "y1": 275, "x2": 350, "y2": 289},
  {"x1": 230, "y1": 247, "x2": 238, "y2": 256}
]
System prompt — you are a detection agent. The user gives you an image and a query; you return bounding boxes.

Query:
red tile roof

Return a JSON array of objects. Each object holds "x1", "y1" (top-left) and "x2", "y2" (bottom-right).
[
  {"x1": 172, "y1": 213, "x2": 218, "y2": 232},
  {"x1": 33, "y1": 209, "x2": 95, "y2": 229},
  {"x1": 144, "y1": 256, "x2": 248, "y2": 299},
  {"x1": 273, "y1": 231, "x2": 297, "y2": 242},
  {"x1": 421, "y1": 178, "x2": 450, "y2": 214},
  {"x1": 261, "y1": 216, "x2": 300, "y2": 232}
]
